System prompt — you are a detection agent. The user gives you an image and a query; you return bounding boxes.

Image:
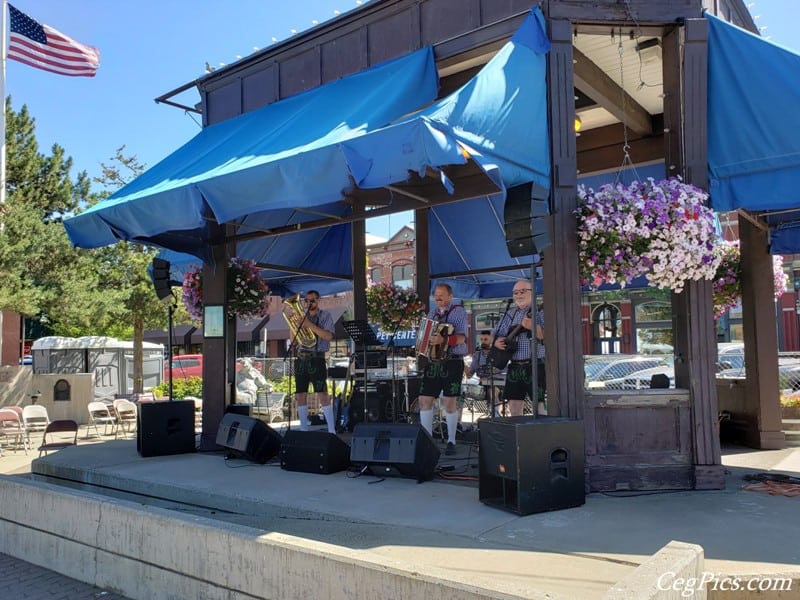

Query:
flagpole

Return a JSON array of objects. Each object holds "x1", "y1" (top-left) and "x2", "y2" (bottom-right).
[{"x1": 0, "y1": 0, "x2": 7, "y2": 364}]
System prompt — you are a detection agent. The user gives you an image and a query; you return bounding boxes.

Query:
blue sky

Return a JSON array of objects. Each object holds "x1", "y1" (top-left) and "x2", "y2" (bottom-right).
[{"x1": 6, "y1": 1, "x2": 797, "y2": 240}]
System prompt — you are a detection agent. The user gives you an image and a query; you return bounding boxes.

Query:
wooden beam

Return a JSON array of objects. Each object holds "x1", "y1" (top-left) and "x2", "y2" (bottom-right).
[
  {"x1": 230, "y1": 160, "x2": 501, "y2": 244},
  {"x1": 572, "y1": 47, "x2": 653, "y2": 136},
  {"x1": 549, "y1": 0, "x2": 702, "y2": 24},
  {"x1": 578, "y1": 135, "x2": 664, "y2": 174}
]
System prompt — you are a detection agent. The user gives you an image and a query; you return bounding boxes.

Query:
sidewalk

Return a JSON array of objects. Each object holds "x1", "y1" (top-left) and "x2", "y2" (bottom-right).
[{"x1": 0, "y1": 552, "x2": 131, "y2": 600}]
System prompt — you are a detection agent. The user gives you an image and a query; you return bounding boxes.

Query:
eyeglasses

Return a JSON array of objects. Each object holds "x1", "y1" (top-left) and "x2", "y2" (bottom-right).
[
  {"x1": 304, "y1": 298, "x2": 318, "y2": 304},
  {"x1": 512, "y1": 289, "x2": 532, "y2": 295}
]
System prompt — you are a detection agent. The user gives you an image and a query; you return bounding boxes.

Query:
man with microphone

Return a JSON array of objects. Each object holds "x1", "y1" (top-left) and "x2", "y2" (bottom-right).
[{"x1": 492, "y1": 279, "x2": 544, "y2": 416}]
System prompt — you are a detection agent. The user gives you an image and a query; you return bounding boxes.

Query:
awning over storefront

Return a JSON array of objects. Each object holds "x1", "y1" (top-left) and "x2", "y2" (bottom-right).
[{"x1": 707, "y1": 13, "x2": 800, "y2": 252}]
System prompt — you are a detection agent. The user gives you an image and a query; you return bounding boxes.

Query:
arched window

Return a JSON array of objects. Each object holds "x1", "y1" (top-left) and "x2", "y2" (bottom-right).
[
  {"x1": 592, "y1": 303, "x2": 621, "y2": 354},
  {"x1": 392, "y1": 263, "x2": 414, "y2": 289}
]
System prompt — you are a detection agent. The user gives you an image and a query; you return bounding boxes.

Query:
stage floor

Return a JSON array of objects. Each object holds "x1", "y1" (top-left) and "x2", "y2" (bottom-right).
[{"x1": 22, "y1": 423, "x2": 800, "y2": 599}]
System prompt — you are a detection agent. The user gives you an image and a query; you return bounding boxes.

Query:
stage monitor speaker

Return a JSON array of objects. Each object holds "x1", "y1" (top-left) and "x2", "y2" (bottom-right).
[
  {"x1": 479, "y1": 416, "x2": 585, "y2": 516},
  {"x1": 350, "y1": 422, "x2": 440, "y2": 482},
  {"x1": 226, "y1": 403, "x2": 252, "y2": 416},
  {"x1": 216, "y1": 413, "x2": 282, "y2": 464},
  {"x1": 503, "y1": 182, "x2": 551, "y2": 258},
  {"x1": 137, "y1": 400, "x2": 196, "y2": 458},
  {"x1": 280, "y1": 430, "x2": 351, "y2": 474},
  {"x1": 151, "y1": 258, "x2": 172, "y2": 303}
]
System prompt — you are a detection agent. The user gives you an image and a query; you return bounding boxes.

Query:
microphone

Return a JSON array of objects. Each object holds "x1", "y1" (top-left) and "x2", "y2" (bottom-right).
[{"x1": 506, "y1": 298, "x2": 514, "y2": 307}]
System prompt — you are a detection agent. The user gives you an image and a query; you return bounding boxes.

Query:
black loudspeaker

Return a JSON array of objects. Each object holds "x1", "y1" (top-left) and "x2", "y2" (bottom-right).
[
  {"x1": 226, "y1": 403, "x2": 252, "y2": 416},
  {"x1": 215, "y1": 413, "x2": 282, "y2": 464},
  {"x1": 152, "y1": 258, "x2": 172, "y2": 302},
  {"x1": 347, "y1": 382, "x2": 395, "y2": 429},
  {"x1": 350, "y1": 423, "x2": 440, "y2": 482},
  {"x1": 280, "y1": 430, "x2": 351, "y2": 474},
  {"x1": 504, "y1": 182, "x2": 551, "y2": 257},
  {"x1": 479, "y1": 416, "x2": 585, "y2": 516},
  {"x1": 137, "y1": 400, "x2": 196, "y2": 458}
]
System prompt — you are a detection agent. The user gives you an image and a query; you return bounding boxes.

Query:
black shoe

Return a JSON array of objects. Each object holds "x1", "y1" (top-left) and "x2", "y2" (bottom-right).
[{"x1": 445, "y1": 442, "x2": 456, "y2": 456}]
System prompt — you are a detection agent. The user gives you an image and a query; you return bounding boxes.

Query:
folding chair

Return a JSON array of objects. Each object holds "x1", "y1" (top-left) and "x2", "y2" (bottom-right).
[
  {"x1": 113, "y1": 399, "x2": 138, "y2": 437},
  {"x1": 0, "y1": 408, "x2": 29, "y2": 454},
  {"x1": 22, "y1": 404, "x2": 50, "y2": 443},
  {"x1": 87, "y1": 401, "x2": 118, "y2": 438},
  {"x1": 38, "y1": 420, "x2": 79, "y2": 457}
]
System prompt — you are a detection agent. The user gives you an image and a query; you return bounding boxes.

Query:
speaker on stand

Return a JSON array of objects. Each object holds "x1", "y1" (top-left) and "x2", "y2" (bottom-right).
[{"x1": 503, "y1": 182, "x2": 551, "y2": 258}]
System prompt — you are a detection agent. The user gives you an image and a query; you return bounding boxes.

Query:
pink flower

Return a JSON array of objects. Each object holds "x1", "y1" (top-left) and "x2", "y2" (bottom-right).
[{"x1": 182, "y1": 258, "x2": 270, "y2": 323}]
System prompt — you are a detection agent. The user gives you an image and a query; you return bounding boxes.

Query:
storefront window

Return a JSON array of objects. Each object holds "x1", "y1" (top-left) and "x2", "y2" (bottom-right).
[{"x1": 634, "y1": 300, "x2": 673, "y2": 353}]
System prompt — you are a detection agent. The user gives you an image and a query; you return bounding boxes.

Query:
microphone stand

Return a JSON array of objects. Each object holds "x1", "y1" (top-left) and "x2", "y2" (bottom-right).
[
  {"x1": 387, "y1": 301, "x2": 415, "y2": 422},
  {"x1": 488, "y1": 298, "x2": 514, "y2": 419},
  {"x1": 282, "y1": 303, "x2": 312, "y2": 431}
]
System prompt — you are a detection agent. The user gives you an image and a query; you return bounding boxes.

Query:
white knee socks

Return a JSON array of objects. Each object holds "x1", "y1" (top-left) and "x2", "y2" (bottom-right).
[
  {"x1": 321, "y1": 403, "x2": 336, "y2": 433},
  {"x1": 297, "y1": 405, "x2": 309, "y2": 431},
  {"x1": 445, "y1": 411, "x2": 458, "y2": 445},
  {"x1": 420, "y1": 409, "x2": 434, "y2": 435}
]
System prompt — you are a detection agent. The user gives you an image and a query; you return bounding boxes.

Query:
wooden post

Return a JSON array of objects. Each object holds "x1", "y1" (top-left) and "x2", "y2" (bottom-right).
[
  {"x1": 739, "y1": 216, "x2": 786, "y2": 449},
  {"x1": 199, "y1": 226, "x2": 234, "y2": 451},
  {"x1": 669, "y1": 18, "x2": 725, "y2": 488},
  {"x1": 543, "y1": 16, "x2": 583, "y2": 419}
]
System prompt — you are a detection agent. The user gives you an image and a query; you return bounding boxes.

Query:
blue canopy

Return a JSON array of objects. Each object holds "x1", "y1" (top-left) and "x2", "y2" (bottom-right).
[
  {"x1": 707, "y1": 13, "x2": 800, "y2": 252},
  {"x1": 67, "y1": 9, "x2": 551, "y2": 298},
  {"x1": 64, "y1": 45, "x2": 439, "y2": 258}
]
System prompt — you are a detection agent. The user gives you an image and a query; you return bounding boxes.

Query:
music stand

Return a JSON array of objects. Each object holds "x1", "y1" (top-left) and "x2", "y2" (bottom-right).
[{"x1": 342, "y1": 320, "x2": 381, "y2": 426}]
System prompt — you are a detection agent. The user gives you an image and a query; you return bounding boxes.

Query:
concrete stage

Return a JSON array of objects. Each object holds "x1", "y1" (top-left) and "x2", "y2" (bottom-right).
[{"x1": 1, "y1": 423, "x2": 799, "y2": 599}]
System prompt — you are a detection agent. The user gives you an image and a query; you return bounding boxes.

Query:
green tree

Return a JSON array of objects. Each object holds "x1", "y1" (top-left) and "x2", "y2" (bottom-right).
[
  {"x1": 91, "y1": 146, "x2": 185, "y2": 393},
  {"x1": 0, "y1": 98, "x2": 121, "y2": 333},
  {"x1": 0, "y1": 99, "x2": 184, "y2": 394}
]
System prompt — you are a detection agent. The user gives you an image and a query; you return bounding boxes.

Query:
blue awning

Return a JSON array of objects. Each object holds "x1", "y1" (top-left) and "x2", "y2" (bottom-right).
[
  {"x1": 67, "y1": 9, "x2": 551, "y2": 299},
  {"x1": 708, "y1": 14, "x2": 800, "y2": 216},
  {"x1": 64, "y1": 46, "x2": 439, "y2": 257}
]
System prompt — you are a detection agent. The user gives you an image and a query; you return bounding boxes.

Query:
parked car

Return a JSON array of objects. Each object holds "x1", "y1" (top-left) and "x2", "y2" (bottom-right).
[
  {"x1": 717, "y1": 355, "x2": 800, "y2": 391},
  {"x1": 585, "y1": 355, "x2": 671, "y2": 389},
  {"x1": 164, "y1": 354, "x2": 203, "y2": 380},
  {"x1": 717, "y1": 342, "x2": 744, "y2": 371},
  {"x1": 604, "y1": 361, "x2": 675, "y2": 390},
  {"x1": 19, "y1": 354, "x2": 32, "y2": 365}
]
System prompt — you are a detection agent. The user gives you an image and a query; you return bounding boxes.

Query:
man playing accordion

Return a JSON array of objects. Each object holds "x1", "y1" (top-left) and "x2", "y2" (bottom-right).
[{"x1": 416, "y1": 283, "x2": 467, "y2": 456}]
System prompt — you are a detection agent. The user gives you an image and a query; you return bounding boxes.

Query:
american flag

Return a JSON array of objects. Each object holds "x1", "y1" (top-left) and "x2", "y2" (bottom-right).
[{"x1": 8, "y1": 4, "x2": 100, "y2": 77}]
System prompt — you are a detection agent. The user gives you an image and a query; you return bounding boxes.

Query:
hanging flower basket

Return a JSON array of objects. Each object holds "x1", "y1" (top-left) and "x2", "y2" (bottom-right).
[
  {"x1": 366, "y1": 282, "x2": 426, "y2": 332},
  {"x1": 575, "y1": 177, "x2": 720, "y2": 293},
  {"x1": 712, "y1": 241, "x2": 788, "y2": 319},
  {"x1": 182, "y1": 258, "x2": 270, "y2": 323}
]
